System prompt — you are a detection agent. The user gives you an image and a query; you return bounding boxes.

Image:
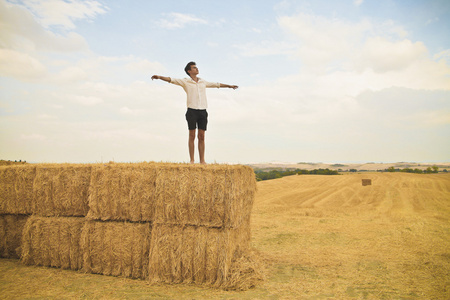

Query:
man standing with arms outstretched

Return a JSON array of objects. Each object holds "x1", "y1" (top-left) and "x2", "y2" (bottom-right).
[{"x1": 152, "y1": 62, "x2": 238, "y2": 164}]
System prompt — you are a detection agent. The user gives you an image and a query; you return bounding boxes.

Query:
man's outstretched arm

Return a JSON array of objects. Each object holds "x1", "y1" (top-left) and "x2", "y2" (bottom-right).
[
  {"x1": 151, "y1": 75, "x2": 171, "y2": 83},
  {"x1": 220, "y1": 83, "x2": 238, "y2": 90}
]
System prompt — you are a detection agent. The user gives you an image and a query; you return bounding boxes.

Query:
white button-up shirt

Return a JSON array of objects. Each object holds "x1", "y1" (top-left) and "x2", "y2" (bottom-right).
[{"x1": 170, "y1": 77, "x2": 220, "y2": 109}]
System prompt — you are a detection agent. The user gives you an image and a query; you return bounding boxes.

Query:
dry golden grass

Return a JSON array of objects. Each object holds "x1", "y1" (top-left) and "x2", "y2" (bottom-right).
[
  {"x1": 252, "y1": 172, "x2": 450, "y2": 299},
  {"x1": 1, "y1": 172, "x2": 449, "y2": 299}
]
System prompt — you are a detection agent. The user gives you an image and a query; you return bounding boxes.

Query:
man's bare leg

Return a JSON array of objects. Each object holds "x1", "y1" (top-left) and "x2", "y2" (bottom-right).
[
  {"x1": 189, "y1": 129, "x2": 196, "y2": 163},
  {"x1": 198, "y1": 129, "x2": 206, "y2": 164}
]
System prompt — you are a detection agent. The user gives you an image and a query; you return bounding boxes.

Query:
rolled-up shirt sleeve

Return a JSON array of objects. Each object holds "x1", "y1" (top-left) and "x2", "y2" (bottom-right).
[
  {"x1": 204, "y1": 80, "x2": 220, "y2": 88},
  {"x1": 170, "y1": 77, "x2": 185, "y2": 87}
]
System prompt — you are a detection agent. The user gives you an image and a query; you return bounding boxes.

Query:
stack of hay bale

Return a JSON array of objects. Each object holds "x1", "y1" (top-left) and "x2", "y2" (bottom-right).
[
  {"x1": 21, "y1": 164, "x2": 91, "y2": 270},
  {"x1": 83, "y1": 163, "x2": 154, "y2": 279},
  {"x1": 0, "y1": 165, "x2": 35, "y2": 259},
  {"x1": 0, "y1": 162, "x2": 260, "y2": 290},
  {"x1": 147, "y1": 164, "x2": 256, "y2": 288}
]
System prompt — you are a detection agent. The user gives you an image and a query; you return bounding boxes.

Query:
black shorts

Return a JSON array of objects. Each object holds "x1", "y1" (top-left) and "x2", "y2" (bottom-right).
[{"x1": 185, "y1": 108, "x2": 208, "y2": 131}]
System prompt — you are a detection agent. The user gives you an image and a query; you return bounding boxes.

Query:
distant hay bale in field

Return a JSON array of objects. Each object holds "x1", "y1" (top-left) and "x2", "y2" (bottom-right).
[
  {"x1": 81, "y1": 220, "x2": 151, "y2": 279},
  {"x1": 362, "y1": 179, "x2": 372, "y2": 186},
  {"x1": 87, "y1": 163, "x2": 157, "y2": 222},
  {"x1": 148, "y1": 223, "x2": 259, "y2": 289},
  {"x1": 0, "y1": 165, "x2": 36, "y2": 214},
  {"x1": 0, "y1": 214, "x2": 29, "y2": 258},
  {"x1": 33, "y1": 164, "x2": 91, "y2": 217},
  {"x1": 21, "y1": 216, "x2": 84, "y2": 270},
  {"x1": 154, "y1": 164, "x2": 256, "y2": 228}
]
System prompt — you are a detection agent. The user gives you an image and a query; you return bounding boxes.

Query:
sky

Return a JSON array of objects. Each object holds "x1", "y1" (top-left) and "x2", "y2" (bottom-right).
[{"x1": 0, "y1": 0, "x2": 449, "y2": 164}]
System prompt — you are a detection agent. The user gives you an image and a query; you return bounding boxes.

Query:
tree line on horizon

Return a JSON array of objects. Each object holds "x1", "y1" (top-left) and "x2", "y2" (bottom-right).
[
  {"x1": 382, "y1": 166, "x2": 444, "y2": 174},
  {"x1": 254, "y1": 168, "x2": 339, "y2": 181}
]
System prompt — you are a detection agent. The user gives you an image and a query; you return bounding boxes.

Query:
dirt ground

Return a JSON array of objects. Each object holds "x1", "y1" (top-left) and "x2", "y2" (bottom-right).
[{"x1": 1, "y1": 172, "x2": 449, "y2": 299}]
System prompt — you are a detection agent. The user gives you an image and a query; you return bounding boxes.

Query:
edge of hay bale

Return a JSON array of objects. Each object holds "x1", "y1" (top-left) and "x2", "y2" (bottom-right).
[
  {"x1": 148, "y1": 223, "x2": 260, "y2": 289},
  {"x1": 221, "y1": 248, "x2": 266, "y2": 291},
  {"x1": 0, "y1": 214, "x2": 29, "y2": 258}
]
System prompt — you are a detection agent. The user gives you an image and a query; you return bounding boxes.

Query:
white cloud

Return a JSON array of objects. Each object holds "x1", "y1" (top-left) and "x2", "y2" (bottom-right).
[
  {"x1": 0, "y1": 0, "x2": 89, "y2": 52},
  {"x1": 233, "y1": 41, "x2": 295, "y2": 57},
  {"x1": 17, "y1": 0, "x2": 107, "y2": 29},
  {"x1": 207, "y1": 42, "x2": 219, "y2": 47},
  {"x1": 278, "y1": 13, "x2": 369, "y2": 69},
  {"x1": 157, "y1": 12, "x2": 207, "y2": 29},
  {"x1": 356, "y1": 37, "x2": 428, "y2": 73},
  {"x1": 37, "y1": 114, "x2": 58, "y2": 120},
  {"x1": 68, "y1": 94, "x2": 103, "y2": 106},
  {"x1": 380, "y1": 20, "x2": 408, "y2": 39},
  {"x1": 0, "y1": 48, "x2": 47, "y2": 79},
  {"x1": 274, "y1": 12, "x2": 450, "y2": 91},
  {"x1": 53, "y1": 66, "x2": 88, "y2": 83},
  {"x1": 354, "y1": 0, "x2": 363, "y2": 6},
  {"x1": 119, "y1": 106, "x2": 145, "y2": 116},
  {"x1": 20, "y1": 133, "x2": 47, "y2": 141},
  {"x1": 434, "y1": 49, "x2": 450, "y2": 62},
  {"x1": 125, "y1": 59, "x2": 166, "y2": 74}
]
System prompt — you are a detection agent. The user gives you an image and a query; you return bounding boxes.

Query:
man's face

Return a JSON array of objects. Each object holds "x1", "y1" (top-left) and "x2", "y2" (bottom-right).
[{"x1": 188, "y1": 65, "x2": 199, "y2": 76}]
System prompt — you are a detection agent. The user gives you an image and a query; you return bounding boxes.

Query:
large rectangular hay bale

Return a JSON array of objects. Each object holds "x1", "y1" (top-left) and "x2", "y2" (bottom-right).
[
  {"x1": 81, "y1": 220, "x2": 151, "y2": 279},
  {"x1": 0, "y1": 214, "x2": 29, "y2": 258},
  {"x1": 148, "y1": 223, "x2": 250, "y2": 287},
  {"x1": 154, "y1": 164, "x2": 256, "y2": 228},
  {"x1": 21, "y1": 216, "x2": 85, "y2": 270},
  {"x1": 87, "y1": 163, "x2": 256, "y2": 227},
  {"x1": 0, "y1": 165, "x2": 36, "y2": 214},
  {"x1": 33, "y1": 164, "x2": 91, "y2": 217},
  {"x1": 87, "y1": 163, "x2": 157, "y2": 222}
]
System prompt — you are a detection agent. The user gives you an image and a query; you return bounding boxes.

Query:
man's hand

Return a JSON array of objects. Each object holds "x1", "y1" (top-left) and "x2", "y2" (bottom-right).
[
  {"x1": 231, "y1": 85, "x2": 238, "y2": 90},
  {"x1": 151, "y1": 75, "x2": 159, "y2": 80}
]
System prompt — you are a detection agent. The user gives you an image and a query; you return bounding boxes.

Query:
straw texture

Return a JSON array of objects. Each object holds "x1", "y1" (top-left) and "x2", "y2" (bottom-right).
[
  {"x1": 81, "y1": 220, "x2": 151, "y2": 279},
  {"x1": 154, "y1": 164, "x2": 256, "y2": 228},
  {"x1": 0, "y1": 165, "x2": 36, "y2": 214},
  {"x1": 148, "y1": 224, "x2": 253, "y2": 287},
  {"x1": 21, "y1": 216, "x2": 85, "y2": 270},
  {"x1": 0, "y1": 214, "x2": 29, "y2": 258},
  {"x1": 33, "y1": 164, "x2": 91, "y2": 217},
  {"x1": 87, "y1": 163, "x2": 157, "y2": 222}
]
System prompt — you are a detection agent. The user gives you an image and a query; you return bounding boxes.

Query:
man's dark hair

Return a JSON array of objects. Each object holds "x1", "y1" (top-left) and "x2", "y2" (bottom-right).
[{"x1": 185, "y1": 61, "x2": 196, "y2": 76}]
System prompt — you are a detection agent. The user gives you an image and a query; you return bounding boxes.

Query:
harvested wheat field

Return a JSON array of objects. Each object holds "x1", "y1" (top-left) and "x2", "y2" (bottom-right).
[{"x1": 1, "y1": 172, "x2": 449, "y2": 299}]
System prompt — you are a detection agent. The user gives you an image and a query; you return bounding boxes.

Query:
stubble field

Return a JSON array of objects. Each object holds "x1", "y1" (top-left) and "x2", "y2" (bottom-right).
[{"x1": 1, "y1": 172, "x2": 449, "y2": 299}]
